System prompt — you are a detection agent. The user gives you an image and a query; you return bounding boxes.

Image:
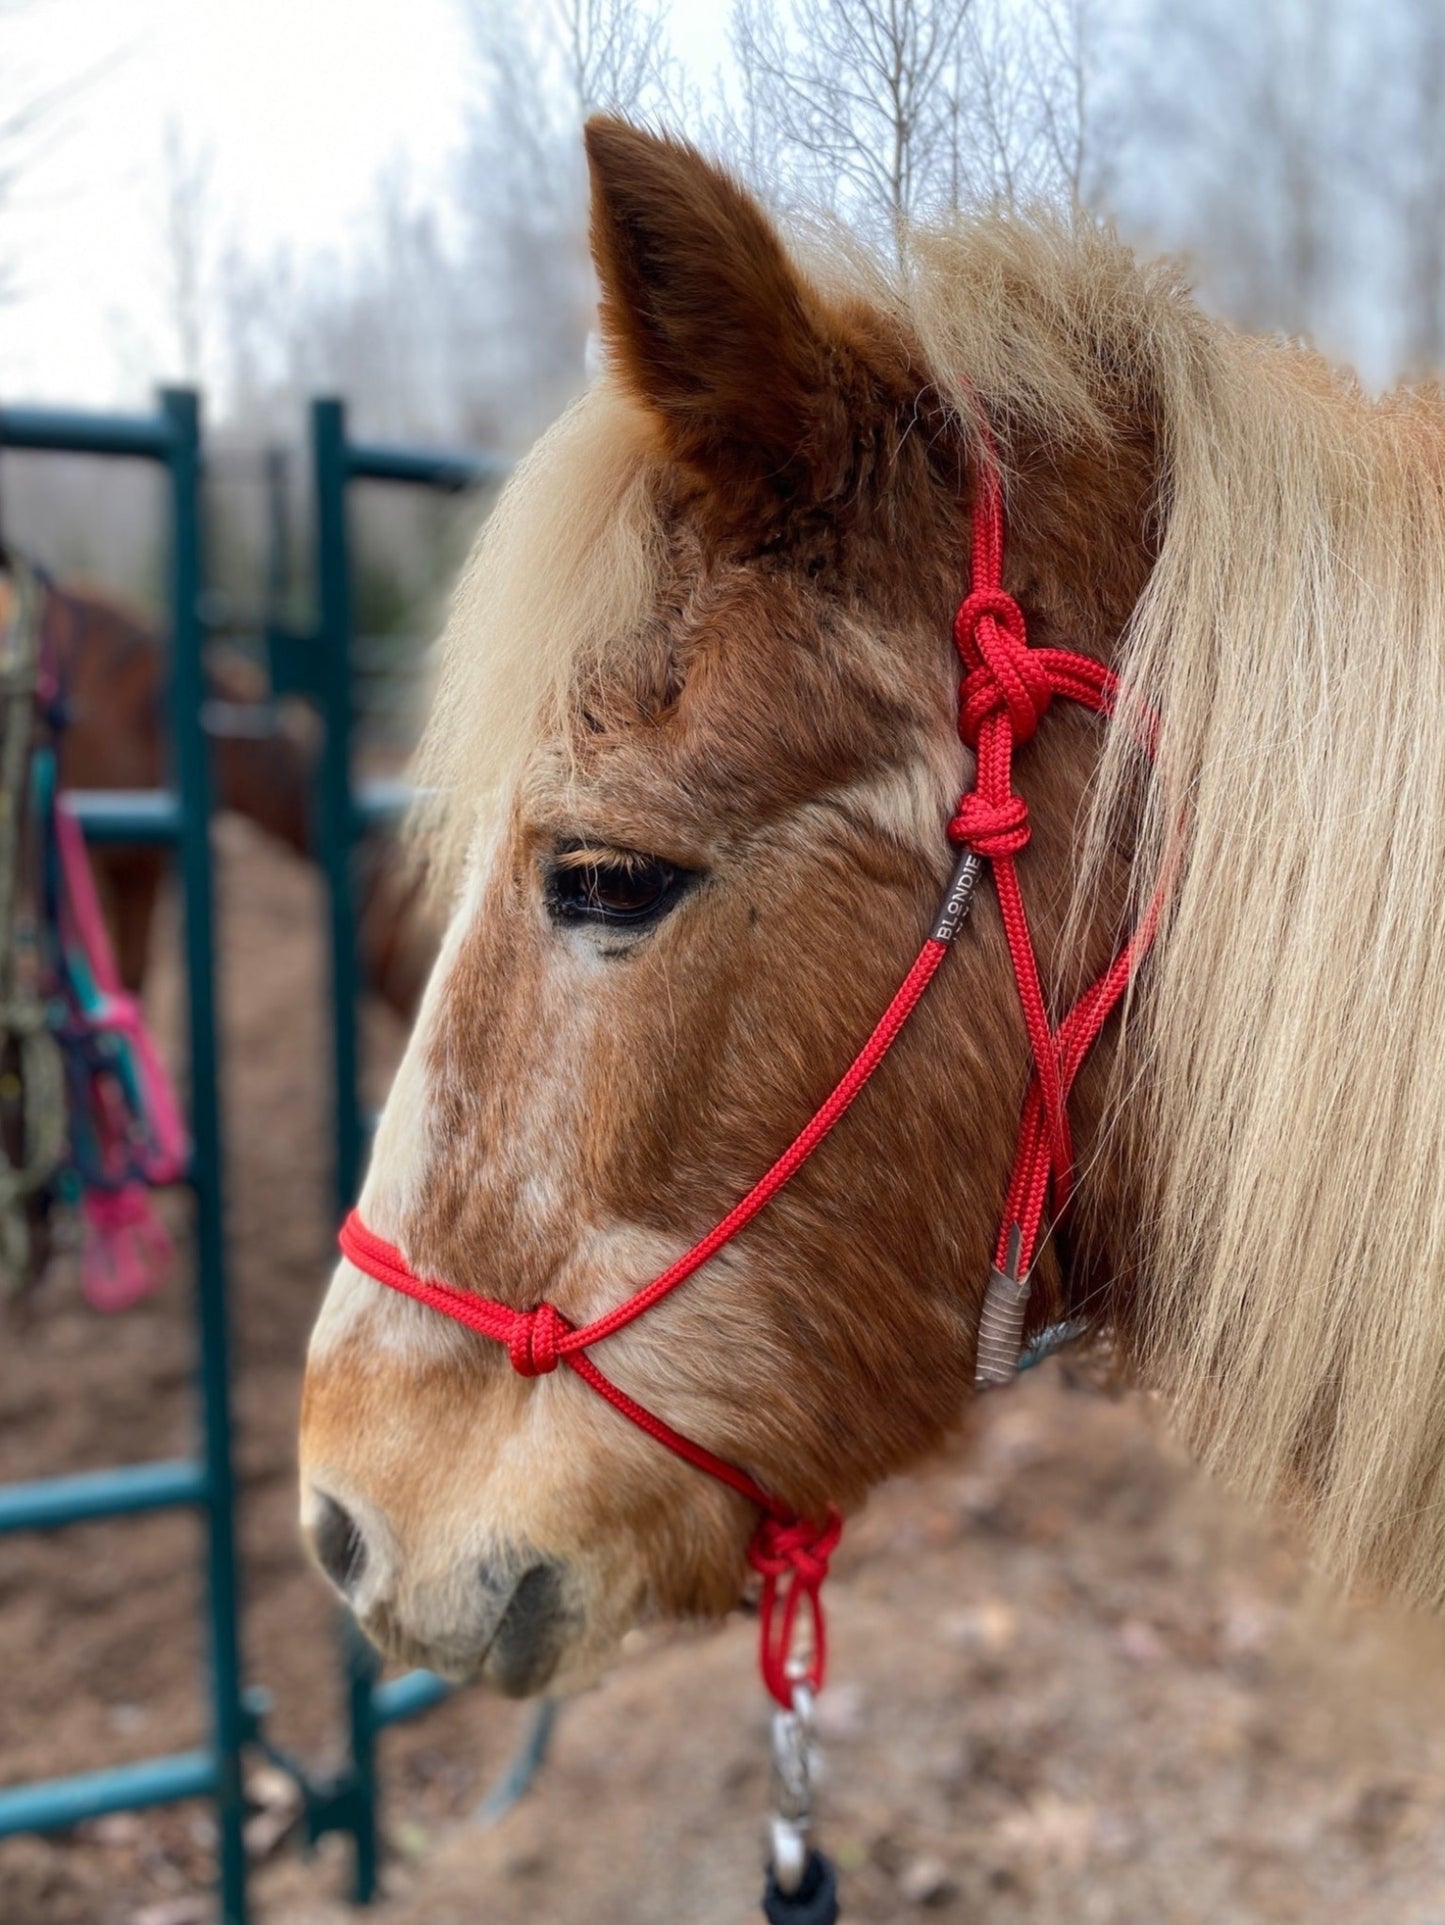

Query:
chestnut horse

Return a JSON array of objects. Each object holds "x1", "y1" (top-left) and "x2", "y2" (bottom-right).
[
  {"x1": 5, "y1": 563, "x2": 435, "y2": 1014},
  {"x1": 301, "y1": 116, "x2": 1445, "y2": 1724}
]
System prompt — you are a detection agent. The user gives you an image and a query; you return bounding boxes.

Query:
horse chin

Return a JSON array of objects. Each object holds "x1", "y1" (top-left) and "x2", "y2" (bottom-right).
[
  {"x1": 345, "y1": 1551, "x2": 645, "y2": 1702},
  {"x1": 369, "y1": 1614, "x2": 626, "y2": 1702}
]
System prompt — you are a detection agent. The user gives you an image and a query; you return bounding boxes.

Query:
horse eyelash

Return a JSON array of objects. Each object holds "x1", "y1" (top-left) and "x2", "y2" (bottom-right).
[{"x1": 551, "y1": 844, "x2": 659, "y2": 874}]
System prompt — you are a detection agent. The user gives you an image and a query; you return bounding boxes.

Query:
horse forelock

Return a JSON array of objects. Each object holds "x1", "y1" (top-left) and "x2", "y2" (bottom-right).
[{"x1": 408, "y1": 384, "x2": 666, "y2": 899}]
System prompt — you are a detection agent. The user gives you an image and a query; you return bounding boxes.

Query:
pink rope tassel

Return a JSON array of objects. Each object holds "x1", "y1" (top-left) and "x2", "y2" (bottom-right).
[{"x1": 81, "y1": 1185, "x2": 175, "y2": 1314}]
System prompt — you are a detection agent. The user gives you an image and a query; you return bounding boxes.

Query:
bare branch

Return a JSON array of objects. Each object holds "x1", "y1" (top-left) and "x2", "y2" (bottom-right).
[
  {"x1": 0, "y1": 2, "x2": 136, "y2": 305},
  {"x1": 442, "y1": 0, "x2": 687, "y2": 443},
  {"x1": 159, "y1": 119, "x2": 214, "y2": 383},
  {"x1": 723, "y1": 0, "x2": 1112, "y2": 245}
]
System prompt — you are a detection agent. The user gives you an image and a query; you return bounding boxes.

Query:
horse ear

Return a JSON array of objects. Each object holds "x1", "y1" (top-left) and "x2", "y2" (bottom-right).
[{"x1": 584, "y1": 117, "x2": 856, "y2": 511}]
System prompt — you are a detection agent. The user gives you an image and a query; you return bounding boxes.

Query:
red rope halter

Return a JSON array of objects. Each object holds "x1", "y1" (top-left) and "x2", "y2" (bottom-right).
[{"x1": 339, "y1": 455, "x2": 1154, "y2": 1709}]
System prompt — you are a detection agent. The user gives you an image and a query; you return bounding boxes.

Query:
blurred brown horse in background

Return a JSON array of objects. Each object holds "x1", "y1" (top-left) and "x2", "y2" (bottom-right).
[{"x1": 10, "y1": 563, "x2": 436, "y2": 1014}]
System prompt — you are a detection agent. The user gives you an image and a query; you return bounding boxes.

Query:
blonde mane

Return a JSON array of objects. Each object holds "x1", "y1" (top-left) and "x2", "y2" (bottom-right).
[
  {"x1": 420, "y1": 202, "x2": 1445, "y2": 1609},
  {"x1": 1091, "y1": 290, "x2": 1445, "y2": 1612},
  {"x1": 911, "y1": 215, "x2": 1445, "y2": 1609}
]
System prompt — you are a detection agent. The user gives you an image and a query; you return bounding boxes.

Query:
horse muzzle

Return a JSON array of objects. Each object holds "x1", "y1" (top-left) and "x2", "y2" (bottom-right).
[{"x1": 302, "y1": 1485, "x2": 580, "y2": 1696}]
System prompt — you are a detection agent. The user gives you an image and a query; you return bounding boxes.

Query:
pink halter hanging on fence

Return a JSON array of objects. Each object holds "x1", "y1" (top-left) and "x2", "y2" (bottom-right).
[{"x1": 38, "y1": 754, "x2": 189, "y2": 1311}]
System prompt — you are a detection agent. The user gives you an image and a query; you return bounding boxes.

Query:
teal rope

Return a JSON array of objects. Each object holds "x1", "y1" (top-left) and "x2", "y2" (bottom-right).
[
  {"x1": 1016, "y1": 1318, "x2": 1088, "y2": 1374},
  {"x1": 0, "y1": 561, "x2": 65, "y2": 1294}
]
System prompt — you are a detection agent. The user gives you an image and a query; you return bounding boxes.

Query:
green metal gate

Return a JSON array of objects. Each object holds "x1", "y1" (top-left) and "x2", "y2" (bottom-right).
[
  {"x1": 0, "y1": 389, "x2": 248, "y2": 1917},
  {"x1": 0, "y1": 390, "x2": 506, "y2": 1922}
]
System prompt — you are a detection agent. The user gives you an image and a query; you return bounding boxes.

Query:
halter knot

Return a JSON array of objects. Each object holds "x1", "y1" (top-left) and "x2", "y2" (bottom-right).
[
  {"x1": 949, "y1": 789, "x2": 1031, "y2": 858},
  {"x1": 953, "y1": 587, "x2": 1052, "y2": 747},
  {"x1": 507, "y1": 1301, "x2": 569, "y2": 1377},
  {"x1": 750, "y1": 1512, "x2": 840, "y2": 1587},
  {"x1": 749, "y1": 1509, "x2": 844, "y2": 1708}
]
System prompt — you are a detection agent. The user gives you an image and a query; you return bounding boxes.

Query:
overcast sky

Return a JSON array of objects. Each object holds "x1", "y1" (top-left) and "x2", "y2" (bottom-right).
[
  {"x1": 2, "y1": 0, "x2": 1421, "y2": 419},
  {"x1": 0, "y1": 0, "x2": 730, "y2": 407}
]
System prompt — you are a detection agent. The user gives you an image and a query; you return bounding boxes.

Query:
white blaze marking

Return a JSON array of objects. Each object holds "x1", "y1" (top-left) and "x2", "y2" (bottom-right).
[{"x1": 309, "y1": 825, "x2": 500, "y2": 1366}]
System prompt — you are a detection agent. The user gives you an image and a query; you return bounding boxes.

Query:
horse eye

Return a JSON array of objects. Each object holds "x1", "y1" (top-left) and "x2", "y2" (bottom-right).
[{"x1": 547, "y1": 851, "x2": 691, "y2": 928}]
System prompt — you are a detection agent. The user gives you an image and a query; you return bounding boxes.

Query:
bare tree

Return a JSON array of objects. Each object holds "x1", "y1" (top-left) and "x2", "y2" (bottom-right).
[
  {"x1": 213, "y1": 182, "x2": 463, "y2": 444},
  {"x1": 720, "y1": 0, "x2": 1441, "y2": 382},
  {"x1": 1119, "y1": 0, "x2": 1358, "y2": 347},
  {"x1": 1389, "y1": 3, "x2": 1445, "y2": 374},
  {"x1": 552, "y1": 0, "x2": 677, "y2": 118},
  {"x1": 731, "y1": 0, "x2": 977, "y2": 244},
  {"x1": 0, "y1": 2, "x2": 129, "y2": 306},
  {"x1": 726, "y1": 0, "x2": 1118, "y2": 247},
  {"x1": 1025, "y1": 0, "x2": 1121, "y2": 211},
  {"x1": 448, "y1": 0, "x2": 683, "y2": 444},
  {"x1": 159, "y1": 120, "x2": 215, "y2": 383}
]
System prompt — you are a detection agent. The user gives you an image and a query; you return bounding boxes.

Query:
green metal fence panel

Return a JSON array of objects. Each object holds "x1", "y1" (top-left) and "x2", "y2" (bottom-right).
[
  {"x1": 312, "y1": 399, "x2": 365, "y2": 1226},
  {"x1": 68, "y1": 789, "x2": 184, "y2": 843},
  {"x1": 0, "y1": 392, "x2": 250, "y2": 1925},
  {"x1": 345, "y1": 438, "x2": 507, "y2": 493},
  {"x1": 1, "y1": 391, "x2": 507, "y2": 1920},
  {"x1": 0, "y1": 407, "x2": 177, "y2": 462}
]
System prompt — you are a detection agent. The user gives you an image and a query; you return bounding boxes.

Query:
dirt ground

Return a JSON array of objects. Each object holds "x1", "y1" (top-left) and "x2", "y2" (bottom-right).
[{"x1": 9, "y1": 822, "x2": 1445, "y2": 1925}]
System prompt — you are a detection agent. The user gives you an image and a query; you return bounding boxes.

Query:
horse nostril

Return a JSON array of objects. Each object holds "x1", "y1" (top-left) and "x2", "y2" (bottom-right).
[
  {"x1": 311, "y1": 1494, "x2": 368, "y2": 1596},
  {"x1": 486, "y1": 1558, "x2": 573, "y2": 1698}
]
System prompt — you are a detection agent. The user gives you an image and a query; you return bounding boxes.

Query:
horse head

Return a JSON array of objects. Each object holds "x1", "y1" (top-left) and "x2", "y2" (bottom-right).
[{"x1": 298, "y1": 119, "x2": 1161, "y2": 1694}]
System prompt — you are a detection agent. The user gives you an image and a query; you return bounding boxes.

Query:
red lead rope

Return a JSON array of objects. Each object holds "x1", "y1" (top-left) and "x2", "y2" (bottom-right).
[{"x1": 338, "y1": 458, "x2": 1156, "y2": 1710}]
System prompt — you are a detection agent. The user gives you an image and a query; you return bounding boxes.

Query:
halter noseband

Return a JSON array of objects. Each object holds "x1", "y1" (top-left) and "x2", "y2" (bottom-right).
[{"x1": 338, "y1": 456, "x2": 1155, "y2": 1712}]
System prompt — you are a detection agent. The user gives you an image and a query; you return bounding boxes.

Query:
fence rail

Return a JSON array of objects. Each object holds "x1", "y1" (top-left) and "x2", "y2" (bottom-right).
[{"x1": 0, "y1": 1458, "x2": 208, "y2": 1534}]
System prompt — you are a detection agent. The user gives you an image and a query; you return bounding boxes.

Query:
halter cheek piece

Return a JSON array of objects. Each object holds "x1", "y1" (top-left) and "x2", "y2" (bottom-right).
[{"x1": 339, "y1": 458, "x2": 1156, "y2": 1717}]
